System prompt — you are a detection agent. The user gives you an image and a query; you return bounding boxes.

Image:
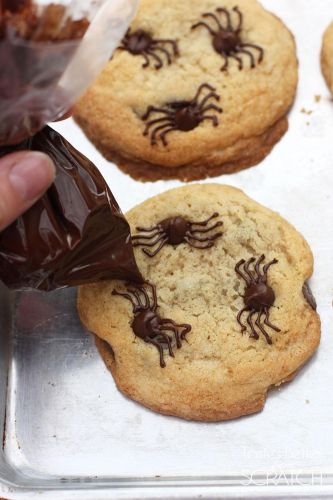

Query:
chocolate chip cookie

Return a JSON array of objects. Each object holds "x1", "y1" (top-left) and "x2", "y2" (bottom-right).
[
  {"x1": 74, "y1": 0, "x2": 298, "y2": 182},
  {"x1": 78, "y1": 184, "x2": 320, "y2": 421}
]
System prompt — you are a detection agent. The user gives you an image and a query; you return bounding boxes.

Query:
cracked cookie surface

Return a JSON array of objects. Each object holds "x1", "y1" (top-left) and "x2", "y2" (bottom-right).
[
  {"x1": 74, "y1": 0, "x2": 298, "y2": 182},
  {"x1": 78, "y1": 184, "x2": 320, "y2": 421}
]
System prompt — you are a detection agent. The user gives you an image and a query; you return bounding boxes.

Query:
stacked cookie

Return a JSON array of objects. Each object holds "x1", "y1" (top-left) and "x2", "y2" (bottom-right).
[
  {"x1": 78, "y1": 185, "x2": 320, "y2": 422},
  {"x1": 74, "y1": 0, "x2": 298, "y2": 181}
]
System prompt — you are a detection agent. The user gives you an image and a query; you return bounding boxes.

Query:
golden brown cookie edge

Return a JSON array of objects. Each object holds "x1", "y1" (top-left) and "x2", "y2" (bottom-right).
[
  {"x1": 74, "y1": 114, "x2": 288, "y2": 182},
  {"x1": 94, "y1": 310, "x2": 320, "y2": 422},
  {"x1": 95, "y1": 336, "x2": 267, "y2": 422},
  {"x1": 321, "y1": 22, "x2": 333, "y2": 92}
]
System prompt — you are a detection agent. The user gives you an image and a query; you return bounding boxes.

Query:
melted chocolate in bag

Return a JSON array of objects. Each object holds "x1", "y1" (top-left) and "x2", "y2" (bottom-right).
[
  {"x1": 0, "y1": 1, "x2": 89, "y2": 145},
  {"x1": 0, "y1": 126, "x2": 143, "y2": 290}
]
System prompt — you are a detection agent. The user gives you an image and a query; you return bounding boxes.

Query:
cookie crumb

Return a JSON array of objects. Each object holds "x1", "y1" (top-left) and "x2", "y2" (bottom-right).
[
  {"x1": 314, "y1": 95, "x2": 321, "y2": 103},
  {"x1": 301, "y1": 108, "x2": 313, "y2": 115}
]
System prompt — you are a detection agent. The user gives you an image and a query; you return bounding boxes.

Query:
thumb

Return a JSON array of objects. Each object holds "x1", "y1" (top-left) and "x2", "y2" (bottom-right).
[{"x1": 0, "y1": 151, "x2": 55, "y2": 231}]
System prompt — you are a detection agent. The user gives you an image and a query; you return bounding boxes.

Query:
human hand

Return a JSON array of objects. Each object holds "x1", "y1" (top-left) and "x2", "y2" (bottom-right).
[
  {"x1": 0, "y1": 108, "x2": 73, "y2": 231},
  {"x1": 0, "y1": 151, "x2": 55, "y2": 231}
]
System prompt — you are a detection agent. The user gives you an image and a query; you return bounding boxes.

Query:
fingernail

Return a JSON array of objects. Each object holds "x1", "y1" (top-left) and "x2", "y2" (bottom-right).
[{"x1": 9, "y1": 152, "x2": 55, "y2": 201}]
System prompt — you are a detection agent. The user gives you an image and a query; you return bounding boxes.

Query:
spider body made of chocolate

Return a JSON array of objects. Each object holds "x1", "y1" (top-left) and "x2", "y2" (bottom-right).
[
  {"x1": 191, "y1": 6, "x2": 264, "y2": 71},
  {"x1": 112, "y1": 282, "x2": 191, "y2": 368},
  {"x1": 235, "y1": 255, "x2": 280, "y2": 345},
  {"x1": 132, "y1": 213, "x2": 223, "y2": 257},
  {"x1": 118, "y1": 29, "x2": 179, "y2": 69},
  {"x1": 142, "y1": 83, "x2": 223, "y2": 146}
]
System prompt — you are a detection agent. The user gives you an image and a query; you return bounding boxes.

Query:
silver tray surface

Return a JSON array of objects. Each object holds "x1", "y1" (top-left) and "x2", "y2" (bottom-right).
[{"x1": 1, "y1": 0, "x2": 333, "y2": 498}]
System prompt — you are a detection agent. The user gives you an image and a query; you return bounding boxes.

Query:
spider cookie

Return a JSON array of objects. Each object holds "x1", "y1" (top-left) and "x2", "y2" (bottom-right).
[
  {"x1": 74, "y1": 0, "x2": 298, "y2": 182},
  {"x1": 321, "y1": 22, "x2": 333, "y2": 93},
  {"x1": 78, "y1": 185, "x2": 320, "y2": 422}
]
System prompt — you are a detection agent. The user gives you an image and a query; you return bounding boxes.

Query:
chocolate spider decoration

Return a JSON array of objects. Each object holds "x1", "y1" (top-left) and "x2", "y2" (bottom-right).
[
  {"x1": 191, "y1": 6, "x2": 264, "y2": 71},
  {"x1": 132, "y1": 213, "x2": 223, "y2": 257},
  {"x1": 112, "y1": 282, "x2": 191, "y2": 368},
  {"x1": 142, "y1": 83, "x2": 223, "y2": 146},
  {"x1": 235, "y1": 255, "x2": 280, "y2": 345},
  {"x1": 118, "y1": 29, "x2": 179, "y2": 69}
]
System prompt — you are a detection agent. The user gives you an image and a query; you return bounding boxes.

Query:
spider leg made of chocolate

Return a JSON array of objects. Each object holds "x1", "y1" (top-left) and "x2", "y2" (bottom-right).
[
  {"x1": 235, "y1": 255, "x2": 280, "y2": 345},
  {"x1": 112, "y1": 282, "x2": 191, "y2": 367},
  {"x1": 141, "y1": 83, "x2": 223, "y2": 146},
  {"x1": 118, "y1": 29, "x2": 179, "y2": 70},
  {"x1": 112, "y1": 282, "x2": 152, "y2": 313},
  {"x1": 132, "y1": 212, "x2": 223, "y2": 257},
  {"x1": 191, "y1": 6, "x2": 264, "y2": 71}
]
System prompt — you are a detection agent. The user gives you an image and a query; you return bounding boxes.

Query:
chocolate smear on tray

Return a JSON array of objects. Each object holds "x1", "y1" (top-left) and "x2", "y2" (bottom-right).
[
  {"x1": 235, "y1": 255, "x2": 280, "y2": 345},
  {"x1": 112, "y1": 282, "x2": 191, "y2": 368},
  {"x1": 132, "y1": 213, "x2": 223, "y2": 257},
  {"x1": 118, "y1": 28, "x2": 179, "y2": 69},
  {"x1": 191, "y1": 7, "x2": 264, "y2": 71},
  {"x1": 0, "y1": 126, "x2": 143, "y2": 291},
  {"x1": 302, "y1": 283, "x2": 317, "y2": 311},
  {"x1": 142, "y1": 83, "x2": 222, "y2": 146}
]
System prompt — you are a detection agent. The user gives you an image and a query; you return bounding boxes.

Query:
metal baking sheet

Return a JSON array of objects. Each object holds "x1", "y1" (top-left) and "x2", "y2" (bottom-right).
[{"x1": 1, "y1": 0, "x2": 333, "y2": 498}]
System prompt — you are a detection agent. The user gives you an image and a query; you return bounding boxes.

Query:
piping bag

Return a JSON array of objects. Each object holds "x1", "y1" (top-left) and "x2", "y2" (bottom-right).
[
  {"x1": 0, "y1": 0, "x2": 142, "y2": 290},
  {"x1": 0, "y1": 126, "x2": 143, "y2": 291}
]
